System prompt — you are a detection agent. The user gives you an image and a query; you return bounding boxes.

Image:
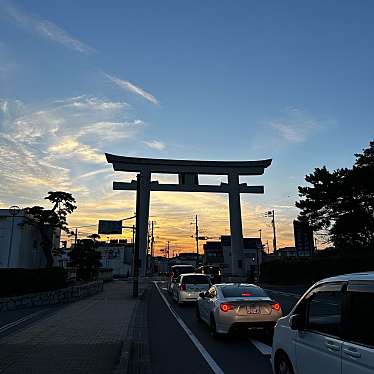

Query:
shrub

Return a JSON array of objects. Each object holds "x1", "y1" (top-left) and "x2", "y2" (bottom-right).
[
  {"x1": 260, "y1": 250, "x2": 374, "y2": 285},
  {"x1": 0, "y1": 267, "x2": 67, "y2": 297}
]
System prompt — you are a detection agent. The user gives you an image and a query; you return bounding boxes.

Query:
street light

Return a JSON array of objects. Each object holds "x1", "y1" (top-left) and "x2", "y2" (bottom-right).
[{"x1": 7, "y1": 205, "x2": 20, "y2": 267}]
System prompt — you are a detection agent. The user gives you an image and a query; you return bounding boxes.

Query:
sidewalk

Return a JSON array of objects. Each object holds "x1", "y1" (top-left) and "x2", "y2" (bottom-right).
[{"x1": 0, "y1": 280, "x2": 149, "y2": 374}]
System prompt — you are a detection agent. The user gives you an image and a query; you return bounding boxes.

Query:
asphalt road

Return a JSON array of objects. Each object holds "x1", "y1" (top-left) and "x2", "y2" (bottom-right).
[{"x1": 148, "y1": 281, "x2": 302, "y2": 374}]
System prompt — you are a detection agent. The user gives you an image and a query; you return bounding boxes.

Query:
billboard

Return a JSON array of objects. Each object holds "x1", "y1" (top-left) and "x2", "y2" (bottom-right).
[
  {"x1": 293, "y1": 220, "x2": 314, "y2": 256},
  {"x1": 98, "y1": 220, "x2": 122, "y2": 235}
]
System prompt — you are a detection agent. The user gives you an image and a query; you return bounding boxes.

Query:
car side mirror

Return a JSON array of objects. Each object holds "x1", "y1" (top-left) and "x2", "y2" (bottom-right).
[
  {"x1": 199, "y1": 292, "x2": 205, "y2": 298},
  {"x1": 290, "y1": 314, "x2": 305, "y2": 330}
]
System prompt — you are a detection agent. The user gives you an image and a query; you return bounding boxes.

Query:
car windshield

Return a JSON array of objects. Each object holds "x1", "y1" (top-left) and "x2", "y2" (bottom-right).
[
  {"x1": 221, "y1": 285, "x2": 267, "y2": 298},
  {"x1": 182, "y1": 275, "x2": 210, "y2": 284}
]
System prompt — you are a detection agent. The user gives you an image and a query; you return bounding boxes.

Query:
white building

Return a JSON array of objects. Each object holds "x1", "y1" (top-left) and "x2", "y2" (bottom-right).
[
  {"x1": 96, "y1": 240, "x2": 133, "y2": 277},
  {"x1": 221, "y1": 236, "x2": 263, "y2": 277},
  {"x1": 0, "y1": 209, "x2": 61, "y2": 268}
]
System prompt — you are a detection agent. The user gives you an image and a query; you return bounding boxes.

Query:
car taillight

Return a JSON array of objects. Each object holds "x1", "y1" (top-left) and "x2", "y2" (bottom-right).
[
  {"x1": 220, "y1": 303, "x2": 234, "y2": 312},
  {"x1": 180, "y1": 284, "x2": 186, "y2": 291},
  {"x1": 271, "y1": 302, "x2": 281, "y2": 312}
]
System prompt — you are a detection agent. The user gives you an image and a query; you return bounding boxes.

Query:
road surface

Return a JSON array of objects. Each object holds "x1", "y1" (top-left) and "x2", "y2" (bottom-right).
[{"x1": 148, "y1": 281, "x2": 301, "y2": 374}]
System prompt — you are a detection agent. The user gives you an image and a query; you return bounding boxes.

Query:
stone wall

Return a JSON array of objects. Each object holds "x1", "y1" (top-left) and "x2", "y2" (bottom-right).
[{"x1": 0, "y1": 281, "x2": 103, "y2": 312}]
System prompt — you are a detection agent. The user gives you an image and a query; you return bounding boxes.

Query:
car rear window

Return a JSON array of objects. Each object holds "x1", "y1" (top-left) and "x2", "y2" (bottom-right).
[
  {"x1": 172, "y1": 267, "x2": 195, "y2": 277},
  {"x1": 182, "y1": 275, "x2": 210, "y2": 284},
  {"x1": 221, "y1": 285, "x2": 267, "y2": 298},
  {"x1": 202, "y1": 266, "x2": 220, "y2": 275}
]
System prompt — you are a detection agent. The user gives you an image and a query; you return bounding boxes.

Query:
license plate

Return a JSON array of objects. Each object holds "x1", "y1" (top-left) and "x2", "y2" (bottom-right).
[{"x1": 246, "y1": 305, "x2": 260, "y2": 314}]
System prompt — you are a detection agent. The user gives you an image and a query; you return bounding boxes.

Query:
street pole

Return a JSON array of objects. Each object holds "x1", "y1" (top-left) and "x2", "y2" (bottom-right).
[
  {"x1": 7, "y1": 206, "x2": 20, "y2": 267},
  {"x1": 272, "y1": 210, "x2": 277, "y2": 254},
  {"x1": 256, "y1": 229, "x2": 261, "y2": 281},
  {"x1": 150, "y1": 221, "x2": 154, "y2": 274},
  {"x1": 167, "y1": 241, "x2": 170, "y2": 259},
  {"x1": 74, "y1": 228, "x2": 78, "y2": 248},
  {"x1": 195, "y1": 215, "x2": 199, "y2": 267},
  {"x1": 133, "y1": 174, "x2": 141, "y2": 297}
]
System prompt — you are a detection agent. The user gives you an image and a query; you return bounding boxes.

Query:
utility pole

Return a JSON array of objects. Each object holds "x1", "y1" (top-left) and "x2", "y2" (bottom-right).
[
  {"x1": 272, "y1": 210, "x2": 277, "y2": 253},
  {"x1": 150, "y1": 221, "x2": 155, "y2": 273},
  {"x1": 195, "y1": 215, "x2": 199, "y2": 267},
  {"x1": 74, "y1": 228, "x2": 78, "y2": 248},
  {"x1": 167, "y1": 241, "x2": 170, "y2": 259}
]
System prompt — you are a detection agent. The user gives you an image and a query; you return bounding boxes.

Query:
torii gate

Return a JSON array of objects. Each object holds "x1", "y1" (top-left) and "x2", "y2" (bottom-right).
[{"x1": 105, "y1": 153, "x2": 272, "y2": 276}]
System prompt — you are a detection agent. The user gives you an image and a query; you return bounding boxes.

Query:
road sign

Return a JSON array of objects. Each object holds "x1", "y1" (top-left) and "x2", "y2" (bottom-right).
[{"x1": 98, "y1": 220, "x2": 122, "y2": 234}]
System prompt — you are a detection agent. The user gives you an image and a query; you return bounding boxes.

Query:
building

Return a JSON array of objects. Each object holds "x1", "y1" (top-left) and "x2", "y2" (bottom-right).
[
  {"x1": 203, "y1": 241, "x2": 224, "y2": 268},
  {"x1": 293, "y1": 220, "x2": 315, "y2": 256},
  {"x1": 170, "y1": 252, "x2": 202, "y2": 267},
  {"x1": 203, "y1": 236, "x2": 263, "y2": 277},
  {"x1": 96, "y1": 239, "x2": 133, "y2": 277},
  {"x1": 276, "y1": 246, "x2": 297, "y2": 257},
  {"x1": 0, "y1": 209, "x2": 61, "y2": 268}
]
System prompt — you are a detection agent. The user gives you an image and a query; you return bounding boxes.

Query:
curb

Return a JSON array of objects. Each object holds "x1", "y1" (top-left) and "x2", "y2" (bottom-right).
[{"x1": 113, "y1": 285, "x2": 152, "y2": 374}]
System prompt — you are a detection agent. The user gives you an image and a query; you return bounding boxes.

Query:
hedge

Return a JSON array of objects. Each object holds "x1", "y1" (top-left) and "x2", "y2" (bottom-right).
[
  {"x1": 0, "y1": 267, "x2": 67, "y2": 297},
  {"x1": 260, "y1": 250, "x2": 374, "y2": 285}
]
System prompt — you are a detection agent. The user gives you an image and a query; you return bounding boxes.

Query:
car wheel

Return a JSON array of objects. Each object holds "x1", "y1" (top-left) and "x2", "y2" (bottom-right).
[
  {"x1": 176, "y1": 293, "x2": 183, "y2": 305},
  {"x1": 196, "y1": 304, "x2": 202, "y2": 322},
  {"x1": 275, "y1": 351, "x2": 294, "y2": 374},
  {"x1": 210, "y1": 315, "x2": 219, "y2": 338}
]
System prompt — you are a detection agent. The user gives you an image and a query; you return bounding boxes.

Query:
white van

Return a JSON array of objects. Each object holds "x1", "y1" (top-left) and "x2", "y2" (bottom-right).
[{"x1": 272, "y1": 271, "x2": 374, "y2": 374}]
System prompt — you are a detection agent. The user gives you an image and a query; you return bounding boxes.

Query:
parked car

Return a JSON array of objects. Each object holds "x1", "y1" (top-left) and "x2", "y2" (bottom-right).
[
  {"x1": 196, "y1": 283, "x2": 282, "y2": 336},
  {"x1": 196, "y1": 265, "x2": 222, "y2": 284},
  {"x1": 172, "y1": 273, "x2": 211, "y2": 304},
  {"x1": 272, "y1": 271, "x2": 374, "y2": 374},
  {"x1": 167, "y1": 264, "x2": 195, "y2": 294}
]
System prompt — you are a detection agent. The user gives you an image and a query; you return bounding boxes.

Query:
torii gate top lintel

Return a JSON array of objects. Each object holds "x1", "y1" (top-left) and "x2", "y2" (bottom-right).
[{"x1": 105, "y1": 153, "x2": 272, "y2": 176}]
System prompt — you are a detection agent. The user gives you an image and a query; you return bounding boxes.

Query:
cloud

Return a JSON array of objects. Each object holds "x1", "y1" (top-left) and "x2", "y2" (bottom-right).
[
  {"x1": 270, "y1": 107, "x2": 329, "y2": 143},
  {"x1": 76, "y1": 168, "x2": 113, "y2": 180},
  {"x1": 0, "y1": 95, "x2": 142, "y2": 206},
  {"x1": 3, "y1": 4, "x2": 95, "y2": 53},
  {"x1": 105, "y1": 73, "x2": 159, "y2": 105},
  {"x1": 143, "y1": 140, "x2": 166, "y2": 151}
]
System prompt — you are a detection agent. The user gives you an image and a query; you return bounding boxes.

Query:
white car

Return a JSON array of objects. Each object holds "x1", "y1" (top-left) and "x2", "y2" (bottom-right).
[
  {"x1": 196, "y1": 283, "x2": 282, "y2": 336},
  {"x1": 172, "y1": 273, "x2": 211, "y2": 304},
  {"x1": 272, "y1": 271, "x2": 374, "y2": 374}
]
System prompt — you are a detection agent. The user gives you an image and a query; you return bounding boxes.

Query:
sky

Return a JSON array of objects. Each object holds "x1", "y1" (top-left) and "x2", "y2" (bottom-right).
[{"x1": 0, "y1": 0, "x2": 373, "y2": 254}]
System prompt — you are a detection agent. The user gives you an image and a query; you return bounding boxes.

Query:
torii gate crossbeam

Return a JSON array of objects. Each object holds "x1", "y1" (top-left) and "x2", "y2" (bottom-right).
[{"x1": 106, "y1": 153, "x2": 272, "y2": 277}]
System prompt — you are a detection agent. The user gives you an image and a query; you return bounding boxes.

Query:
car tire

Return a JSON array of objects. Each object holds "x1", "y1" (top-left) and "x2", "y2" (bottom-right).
[
  {"x1": 210, "y1": 315, "x2": 219, "y2": 338},
  {"x1": 196, "y1": 304, "x2": 202, "y2": 322},
  {"x1": 176, "y1": 293, "x2": 183, "y2": 305},
  {"x1": 275, "y1": 351, "x2": 295, "y2": 374}
]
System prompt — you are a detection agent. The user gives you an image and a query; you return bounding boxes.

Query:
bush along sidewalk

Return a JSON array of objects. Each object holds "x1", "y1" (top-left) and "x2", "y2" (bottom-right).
[{"x1": 0, "y1": 267, "x2": 67, "y2": 297}]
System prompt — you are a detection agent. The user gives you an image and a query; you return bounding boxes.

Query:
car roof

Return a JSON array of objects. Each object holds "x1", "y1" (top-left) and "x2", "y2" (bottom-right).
[
  {"x1": 180, "y1": 273, "x2": 209, "y2": 277},
  {"x1": 316, "y1": 271, "x2": 374, "y2": 285},
  {"x1": 171, "y1": 264, "x2": 195, "y2": 268}
]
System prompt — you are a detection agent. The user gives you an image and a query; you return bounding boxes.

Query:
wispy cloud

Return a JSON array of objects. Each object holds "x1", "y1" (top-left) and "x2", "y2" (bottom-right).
[
  {"x1": 105, "y1": 73, "x2": 159, "y2": 105},
  {"x1": 0, "y1": 95, "x2": 142, "y2": 205},
  {"x1": 3, "y1": 4, "x2": 95, "y2": 53},
  {"x1": 76, "y1": 168, "x2": 112, "y2": 180},
  {"x1": 143, "y1": 140, "x2": 166, "y2": 151},
  {"x1": 270, "y1": 107, "x2": 329, "y2": 143}
]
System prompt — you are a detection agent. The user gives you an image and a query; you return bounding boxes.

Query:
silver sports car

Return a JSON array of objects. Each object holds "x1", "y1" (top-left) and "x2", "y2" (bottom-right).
[{"x1": 196, "y1": 283, "x2": 283, "y2": 336}]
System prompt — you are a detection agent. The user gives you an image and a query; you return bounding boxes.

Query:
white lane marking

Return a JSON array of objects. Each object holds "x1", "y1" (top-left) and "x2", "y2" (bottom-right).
[
  {"x1": 154, "y1": 281, "x2": 224, "y2": 374},
  {"x1": 161, "y1": 287, "x2": 168, "y2": 291},
  {"x1": 249, "y1": 338, "x2": 272, "y2": 355},
  {"x1": 0, "y1": 310, "x2": 44, "y2": 334}
]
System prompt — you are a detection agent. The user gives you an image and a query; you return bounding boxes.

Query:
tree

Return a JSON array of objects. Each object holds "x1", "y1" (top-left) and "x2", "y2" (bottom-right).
[
  {"x1": 25, "y1": 191, "x2": 77, "y2": 267},
  {"x1": 296, "y1": 141, "x2": 374, "y2": 250},
  {"x1": 87, "y1": 233, "x2": 101, "y2": 242},
  {"x1": 69, "y1": 238, "x2": 102, "y2": 280}
]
